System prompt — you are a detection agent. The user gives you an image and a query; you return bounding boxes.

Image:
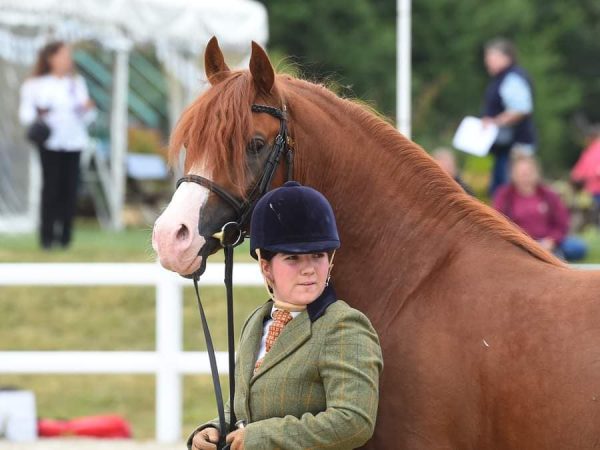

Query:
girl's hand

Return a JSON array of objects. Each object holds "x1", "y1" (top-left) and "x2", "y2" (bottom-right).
[
  {"x1": 226, "y1": 428, "x2": 246, "y2": 450},
  {"x1": 191, "y1": 427, "x2": 220, "y2": 450}
]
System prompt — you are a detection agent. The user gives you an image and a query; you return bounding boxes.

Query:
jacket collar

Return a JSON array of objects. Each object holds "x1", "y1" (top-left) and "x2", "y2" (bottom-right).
[
  {"x1": 246, "y1": 284, "x2": 337, "y2": 385},
  {"x1": 264, "y1": 283, "x2": 338, "y2": 323},
  {"x1": 306, "y1": 284, "x2": 337, "y2": 322}
]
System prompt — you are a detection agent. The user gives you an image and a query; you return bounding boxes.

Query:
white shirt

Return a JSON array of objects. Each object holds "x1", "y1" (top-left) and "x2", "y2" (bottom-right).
[
  {"x1": 256, "y1": 307, "x2": 301, "y2": 362},
  {"x1": 19, "y1": 74, "x2": 96, "y2": 151}
]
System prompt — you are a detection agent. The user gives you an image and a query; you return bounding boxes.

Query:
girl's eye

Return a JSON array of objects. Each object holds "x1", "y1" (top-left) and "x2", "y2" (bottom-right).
[
  {"x1": 312, "y1": 253, "x2": 326, "y2": 259},
  {"x1": 284, "y1": 255, "x2": 298, "y2": 261},
  {"x1": 247, "y1": 137, "x2": 266, "y2": 154}
]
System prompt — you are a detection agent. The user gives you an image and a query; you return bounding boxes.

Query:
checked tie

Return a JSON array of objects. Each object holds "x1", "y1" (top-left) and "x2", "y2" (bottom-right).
[{"x1": 254, "y1": 309, "x2": 293, "y2": 372}]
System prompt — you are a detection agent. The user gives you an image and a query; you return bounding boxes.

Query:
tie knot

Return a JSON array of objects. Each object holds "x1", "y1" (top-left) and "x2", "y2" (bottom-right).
[{"x1": 272, "y1": 309, "x2": 293, "y2": 325}]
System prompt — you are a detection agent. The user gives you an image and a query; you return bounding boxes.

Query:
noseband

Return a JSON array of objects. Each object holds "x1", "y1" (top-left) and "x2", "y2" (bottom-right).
[{"x1": 176, "y1": 104, "x2": 294, "y2": 248}]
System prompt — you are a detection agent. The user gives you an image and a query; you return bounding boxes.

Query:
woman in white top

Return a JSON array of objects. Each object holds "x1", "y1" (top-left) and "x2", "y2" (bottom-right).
[{"x1": 19, "y1": 41, "x2": 96, "y2": 249}]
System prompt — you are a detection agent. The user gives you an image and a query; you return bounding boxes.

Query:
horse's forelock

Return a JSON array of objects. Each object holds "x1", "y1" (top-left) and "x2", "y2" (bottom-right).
[{"x1": 169, "y1": 71, "x2": 259, "y2": 197}]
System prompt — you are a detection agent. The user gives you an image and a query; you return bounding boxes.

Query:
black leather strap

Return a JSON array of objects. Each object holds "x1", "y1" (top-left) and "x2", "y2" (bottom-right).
[
  {"x1": 224, "y1": 246, "x2": 237, "y2": 432},
  {"x1": 177, "y1": 175, "x2": 244, "y2": 216},
  {"x1": 250, "y1": 104, "x2": 287, "y2": 120},
  {"x1": 192, "y1": 277, "x2": 227, "y2": 438}
]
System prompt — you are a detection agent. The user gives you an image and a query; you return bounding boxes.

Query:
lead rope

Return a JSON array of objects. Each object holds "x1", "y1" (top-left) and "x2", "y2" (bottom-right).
[
  {"x1": 224, "y1": 245, "x2": 237, "y2": 432},
  {"x1": 192, "y1": 246, "x2": 237, "y2": 449}
]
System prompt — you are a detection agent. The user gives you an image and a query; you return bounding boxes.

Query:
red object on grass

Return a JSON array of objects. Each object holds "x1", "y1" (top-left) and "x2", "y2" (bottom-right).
[{"x1": 38, "y1": 415, "x2": 131, "y2": 438}]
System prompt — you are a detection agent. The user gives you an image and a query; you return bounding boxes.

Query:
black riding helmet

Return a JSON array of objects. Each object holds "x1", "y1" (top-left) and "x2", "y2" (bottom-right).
[{"x1": 250, "y1": 181, "x2": 340, "y2": 259}]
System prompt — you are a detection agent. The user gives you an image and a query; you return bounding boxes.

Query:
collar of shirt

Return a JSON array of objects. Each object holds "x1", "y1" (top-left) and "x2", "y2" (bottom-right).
[{"x1": 266, "y1": 284, "x2": 337, "y2": 323}]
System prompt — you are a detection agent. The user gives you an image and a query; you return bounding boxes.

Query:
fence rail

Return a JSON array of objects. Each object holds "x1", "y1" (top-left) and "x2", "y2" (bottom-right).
[{"x1": 0, "y1": 262, "x2": 263, "y2": 443}]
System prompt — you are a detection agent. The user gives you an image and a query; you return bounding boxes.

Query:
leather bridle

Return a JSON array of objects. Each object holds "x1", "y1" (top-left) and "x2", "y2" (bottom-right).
[
  {"x1": 178, "y1": 103, "x2": 294, "y2": 449},
  {"x1": 176, "y1": 103, "x2": 294, "y2": 249}
]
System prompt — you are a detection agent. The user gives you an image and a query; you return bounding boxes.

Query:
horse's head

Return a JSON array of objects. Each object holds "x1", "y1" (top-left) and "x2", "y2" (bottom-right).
[{"x1": 152, "y1": 37, "x2": 292, "y2": 277}]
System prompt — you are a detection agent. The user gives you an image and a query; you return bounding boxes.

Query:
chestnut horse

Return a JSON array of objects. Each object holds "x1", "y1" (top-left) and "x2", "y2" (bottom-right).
[{"x1": 153, "y1": 38, "x2": 600, "y2": 449}]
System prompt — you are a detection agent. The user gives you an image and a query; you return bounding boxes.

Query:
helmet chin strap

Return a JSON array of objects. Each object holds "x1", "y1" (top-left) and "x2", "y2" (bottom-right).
[{"x1": 326, "y1": 250, "x2": 336, "y2": 287}]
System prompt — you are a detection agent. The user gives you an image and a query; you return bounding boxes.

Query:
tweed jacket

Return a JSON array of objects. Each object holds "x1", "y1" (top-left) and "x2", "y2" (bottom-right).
[{"x1": 188, "y1": 285, "x2": 383, "y2": 450}]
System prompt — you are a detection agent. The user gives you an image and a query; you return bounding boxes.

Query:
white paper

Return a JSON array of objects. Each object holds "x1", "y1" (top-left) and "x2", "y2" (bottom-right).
[{"x1": 452, "y1": 116, "x2": 499, "y2": 157}]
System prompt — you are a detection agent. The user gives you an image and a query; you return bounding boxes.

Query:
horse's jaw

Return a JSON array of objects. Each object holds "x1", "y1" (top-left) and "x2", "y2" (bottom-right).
[{"x1": 152, "y1": 181, "x2": 209, "y2": 276}]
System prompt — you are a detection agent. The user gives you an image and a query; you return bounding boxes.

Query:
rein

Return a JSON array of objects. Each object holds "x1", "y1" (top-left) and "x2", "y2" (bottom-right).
[{"x1": 179, "y1": 104, "x2": 293, "y2": 449}]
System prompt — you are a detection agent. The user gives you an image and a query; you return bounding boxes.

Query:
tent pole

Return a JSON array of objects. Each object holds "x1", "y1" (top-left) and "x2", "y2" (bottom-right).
[
  {"x1": 396, "y1": 0, "x2": 412, "y2": 139},
  {"x1": 110, "y1": 49, "x2": 129, "y2": 230}
]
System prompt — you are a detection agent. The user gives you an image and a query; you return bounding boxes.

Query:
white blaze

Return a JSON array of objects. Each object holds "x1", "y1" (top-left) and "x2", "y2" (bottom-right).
[{"x1": 152, "y1": 165, "x2": 212, "y2": 275}]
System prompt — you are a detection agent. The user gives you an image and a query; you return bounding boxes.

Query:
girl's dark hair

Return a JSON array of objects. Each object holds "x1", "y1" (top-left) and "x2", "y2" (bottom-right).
[
  {"x1": 258, "y1": 249, "x2": 276, "y2": 261},
  {"x1": 32, "y1": 41, "x2": 66, "y2": 77}
]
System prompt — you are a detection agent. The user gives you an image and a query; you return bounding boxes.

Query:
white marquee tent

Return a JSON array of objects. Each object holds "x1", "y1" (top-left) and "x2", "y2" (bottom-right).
[{"x1": 0, "y1": 0, "x2": 268, "y2": 232}]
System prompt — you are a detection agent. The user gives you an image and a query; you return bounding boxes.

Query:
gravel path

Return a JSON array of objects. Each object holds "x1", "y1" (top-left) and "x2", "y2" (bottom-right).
[{"x1": 0, "y1": 439, "x2": 185, "y2": 449}]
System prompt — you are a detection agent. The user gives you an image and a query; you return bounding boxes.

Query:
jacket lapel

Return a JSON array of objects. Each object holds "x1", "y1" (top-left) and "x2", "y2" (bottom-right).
[
  {"x1": 239, "y1": 301, "x2": 272, "y2": 388},
  {"x1": 250, "y1": 310, "x2": 312, "y2": 383}
]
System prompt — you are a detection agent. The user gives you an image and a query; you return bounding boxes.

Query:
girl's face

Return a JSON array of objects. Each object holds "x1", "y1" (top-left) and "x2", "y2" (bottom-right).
[{"x1": 261, "y1": 252, "x2": 331, "y2": 306}]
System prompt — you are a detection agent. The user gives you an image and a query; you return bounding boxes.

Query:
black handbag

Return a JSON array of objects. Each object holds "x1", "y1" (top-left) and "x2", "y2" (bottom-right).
[{"x1": 26, "y1": 118, "x2": 50, "y2": 147}]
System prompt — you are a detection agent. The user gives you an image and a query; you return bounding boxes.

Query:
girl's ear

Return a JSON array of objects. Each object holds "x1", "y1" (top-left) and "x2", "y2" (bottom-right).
[{"x1": 260, "y1": 258, "x2": 274, "y2": 285}]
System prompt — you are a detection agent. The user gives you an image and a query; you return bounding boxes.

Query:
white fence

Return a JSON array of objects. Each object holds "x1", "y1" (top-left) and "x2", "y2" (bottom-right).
[{"x1": 0, "y1": 262, "x2": 263, "y2": 443}]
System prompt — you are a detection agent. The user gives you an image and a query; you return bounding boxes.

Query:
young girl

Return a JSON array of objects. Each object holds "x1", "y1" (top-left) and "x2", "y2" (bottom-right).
[{"x1": 189, "y1": 181, "x2": 383, "y2": 450}]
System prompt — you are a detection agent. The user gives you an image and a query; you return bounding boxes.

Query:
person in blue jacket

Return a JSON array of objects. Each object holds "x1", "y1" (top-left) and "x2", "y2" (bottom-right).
[{"x1": 482, "y1": 38, "x2": 537, "y2": 195}]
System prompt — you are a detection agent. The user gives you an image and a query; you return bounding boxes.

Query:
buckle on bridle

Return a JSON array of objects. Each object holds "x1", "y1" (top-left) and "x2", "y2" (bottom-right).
[{"x1": 212, "y1": 221, "x2": 244, "y2": 248}]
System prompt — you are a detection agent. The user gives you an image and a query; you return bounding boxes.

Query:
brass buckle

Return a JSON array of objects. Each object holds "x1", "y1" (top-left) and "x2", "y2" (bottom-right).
[{"x1": 212, "y1": 221, "x2": 243, "y2": 248}]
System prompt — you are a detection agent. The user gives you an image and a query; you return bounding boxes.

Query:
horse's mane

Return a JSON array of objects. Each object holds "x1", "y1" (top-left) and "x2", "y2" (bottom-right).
[
  {"x1": 279, "y1": 77, "x2": 563, "y2": 267},
  {"x1": 171, "y1": 70, "x2": 563, "y2": 267},
  {"x1": 169, "y1": 71, "x2": 264, "y2": 197}
]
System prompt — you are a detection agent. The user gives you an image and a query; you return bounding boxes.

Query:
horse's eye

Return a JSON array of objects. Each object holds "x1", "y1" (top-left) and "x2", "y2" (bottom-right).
[{"x1": 247, "y1": 137, "x2": 266, "y2": 155}]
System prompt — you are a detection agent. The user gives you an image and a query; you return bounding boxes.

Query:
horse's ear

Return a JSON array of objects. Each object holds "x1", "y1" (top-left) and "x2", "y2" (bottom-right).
[
  {"x1": 205, "y1": 36, "x2": 230, "y2": 85},
  {"x1": 249, "y1": 41, "x2": 275, "y2": 94}
]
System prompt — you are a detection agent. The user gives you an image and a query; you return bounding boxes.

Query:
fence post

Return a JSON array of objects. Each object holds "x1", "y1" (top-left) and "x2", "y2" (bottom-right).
[{"x1": 155, "y1": 266, "x2": 183, "y2": 443}]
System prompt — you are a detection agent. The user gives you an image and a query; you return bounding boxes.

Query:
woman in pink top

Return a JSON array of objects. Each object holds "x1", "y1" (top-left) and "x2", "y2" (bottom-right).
[
  {"x1": 571, "y1": 129, "x2": 600, "y2": 204},
  {"x1": 493, "y1": 155, "x2": 587, "y2": 261}
]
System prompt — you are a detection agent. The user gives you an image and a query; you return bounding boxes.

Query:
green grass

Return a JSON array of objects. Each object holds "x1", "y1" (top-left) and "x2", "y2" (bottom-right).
[
  {"x1": 0, "y1": 222, "x2": 154, "y2": 263},
  {"x1": 0, "y1": 221, "x2": 261, "y2": 439},
  {"x1": 0, "y1": 284, "x2": 265, "y2": 439},
  {"x1": 0, "y1": 219, "x2": 255, "y2": 263}
]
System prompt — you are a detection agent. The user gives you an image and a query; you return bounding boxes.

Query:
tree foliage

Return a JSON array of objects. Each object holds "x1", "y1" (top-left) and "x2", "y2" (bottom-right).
[{"x1": 259, "y1": 0, "x2": 600, "y2": 172}]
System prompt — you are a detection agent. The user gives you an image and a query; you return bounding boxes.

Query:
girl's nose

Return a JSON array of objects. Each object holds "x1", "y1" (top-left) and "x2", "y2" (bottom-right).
[{"x1": 301, "y1": 261, "x2": 316, "y2": 274}]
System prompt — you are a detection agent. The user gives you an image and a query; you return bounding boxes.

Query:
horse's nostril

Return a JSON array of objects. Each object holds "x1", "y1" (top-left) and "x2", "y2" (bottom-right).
[{"x1": 176, "y1": 224, "x2": 189, "y2": 242}]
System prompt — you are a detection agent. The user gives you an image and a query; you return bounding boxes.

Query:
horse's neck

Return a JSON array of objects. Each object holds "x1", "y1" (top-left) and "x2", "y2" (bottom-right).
[{"x1": 286, "y1": 82, "x2": 464, "y2": 318}]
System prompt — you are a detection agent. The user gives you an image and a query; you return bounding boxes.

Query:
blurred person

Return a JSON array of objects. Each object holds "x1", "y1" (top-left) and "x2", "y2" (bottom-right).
[
  {"x1": 432, "y1": 147, "x2": 475, "y2": 196},
  {"x1": 19, "y1": 41, "x2": 96, "y2": 250},
  {"x1": 482, "y1": 38, "x2": 537, "y2": 195},
  {"x1": 571, "y1": 126, "x2": 600, "y2": 207},
  {"x1": 493, "y1": 155, "x2": 587, "y2": 261}
]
